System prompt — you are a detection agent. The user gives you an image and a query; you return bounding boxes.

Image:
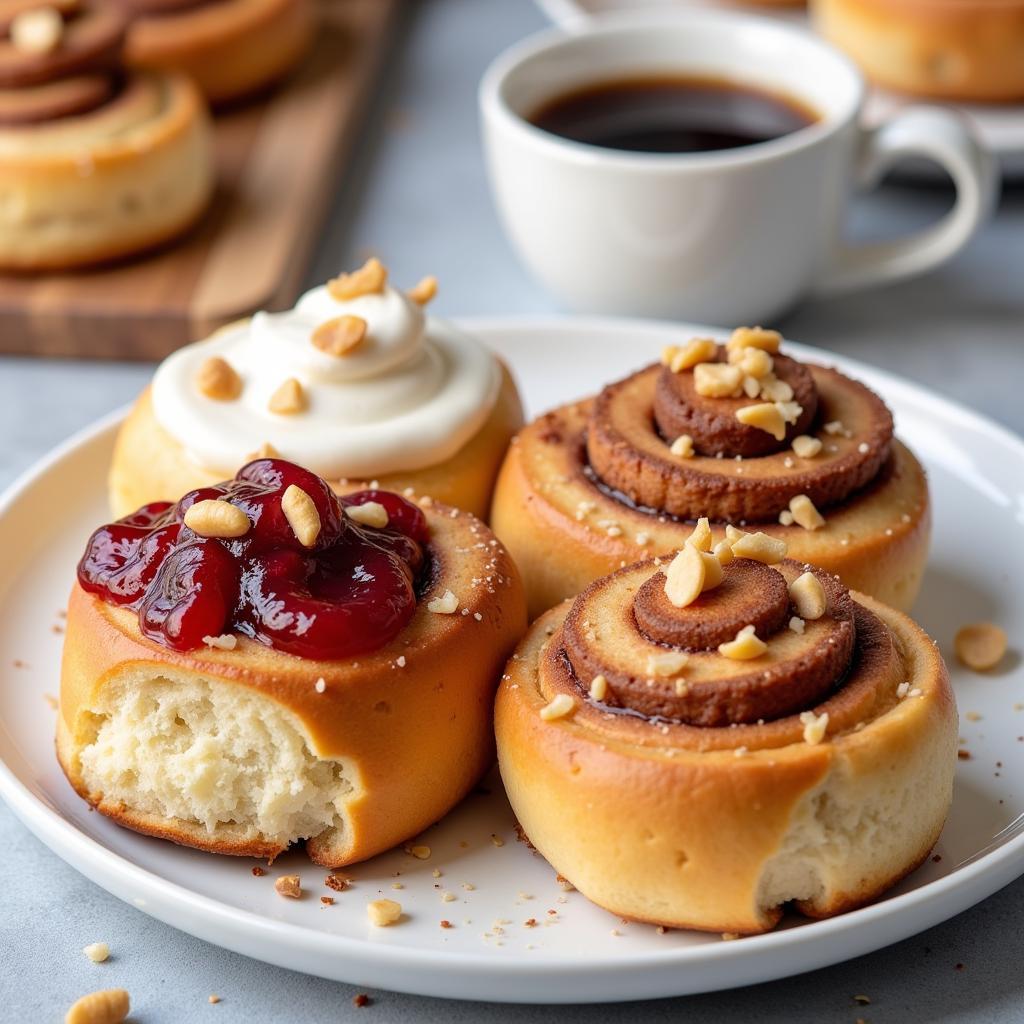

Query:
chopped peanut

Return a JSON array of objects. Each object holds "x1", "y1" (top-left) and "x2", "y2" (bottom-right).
[
  {"x1": 730, "y1": 531, "x2": 787, "y2": 564},
  {"x1": 662, "y1": 337, "x2": 718, "y2": 372},
  {"x1": 730, "y1": 347, "x2": 773, "y2": 379},
  {"x1": 275, "y1": 875, "x2": 302, "y2": 898},
  {"x1": 540, "y1": 694, "x2": 576, "y2": 721},
  {"x1": 800, "y1": 711, "x2": 829, "y2": 744},
  {"x1": 727, "y1": 326, "x2": 781, "y2": 354},
  {"x1": 791, "y1": 435, "x2": 822, "y2": 459},
  {"x1": 282, "y1": 485, "x2": 321, "y2": 547},
  {"x1": 64, "y1": 989, "x2": 129, "y2": 1024},
  {"x1": 789, "y1": 494, "x2": 825, "y2": 531},
  {"x1": 712, "y1": 539, "x2": 734, "y2": 565},
  {"x1": 955, "y1": 623, "x2": 1008, "y2": 671},
  {"x1": 367, "y1": 898, "x2": 402, "y2": 927},
  {"x1": 719, "y1": 625, "x2": 768, "y2": 660},
  {"x1": 312, "y1": 315, "x2": 367, "y2": 357},
  {"x1": 427, "y1": 589, "x2": 459, "y2": 614},
  {"x1": 346, "y1": 502, "x2": 389, "y2": 529},
  {"x1": 11, "y1": 7, "x2": 62, "y2": 55},
  {"x1": 327, "y1": 257, "x2": 387, "y2": 300},
  {"x1": 268, "y1": 377, "x2": 305, "y2": 415},
  {"x1": 589, "y1": 674, "x2": 608, "y2": 701},
  {"x1": 184, "y1": 499, "x2": 249, "y2": 538},
  {"x1": 407, "y1": 275, "x2": 438, "y2": 305},
  {"x1": 670, "y1": 434, "x2": 694, "y2": 458},
  {"x1": 759, "y1": 375, "x2": 794, "y2": 403},
  {"x1": 736, "y1": 402, "x2": 786, "y2": 441},
  {"x1": 688, "y1": 516, "x2": 712, "y2": 552},
  {"x1": 664, "y1": 544, "x2": 703, "y2": 608},
  {"x1": 646, "y1": 651, "x2": 689, "y2": 677},
  {"x1": 789, "y1": 571, "x2": 827, "y2": 620},
  {"x1": 694, "y1": 362, "x2": 743, "y2": 398},
  {"x1": 195, "y1": 356, "x2": 242, "y2": 401}
]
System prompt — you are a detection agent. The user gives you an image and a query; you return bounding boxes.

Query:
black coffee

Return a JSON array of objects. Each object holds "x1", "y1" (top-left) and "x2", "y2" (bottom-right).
[{"x1": 529, "y1": 75, "x2": 817, "y2": 154}]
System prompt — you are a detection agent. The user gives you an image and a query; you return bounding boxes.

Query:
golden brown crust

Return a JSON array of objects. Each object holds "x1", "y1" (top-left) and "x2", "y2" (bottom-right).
[
  {"x1": 491, "y1": 392, "x2": 930, "y2": 618},
  {"x1": 813, "y1": 0, "x2": 1024, "y2": 101},
  {"x1": 109, "y1": 365, "x2": 525, "y2": 522},
  {"x1": 495, "y1": 580, "x2": 957, "y2": 933},
  {"x1": 58, "y1": 501, "x2": 527, "y2": 866},
  {"x1": 0, "y1": 72, "x2": 213, "y2": 269},
  {"x1": 123, "y1": 0, "x2": 314, "y2": 104}
]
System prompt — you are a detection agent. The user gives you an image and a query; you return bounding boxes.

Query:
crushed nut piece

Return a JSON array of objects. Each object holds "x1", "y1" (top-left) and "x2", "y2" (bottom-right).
[
  {"x1": 184, "y1": 499, "x2": 249, "y2": 538},
  {"x1": 712, "y1": 539, "x2": 734, "y2": 565},
  {"x1": 823, "y1": 420, "x2": 845, "y2": 436},
  {"x1": 732, "y1": 346, "x2": 773, "y2": 379},
  {"x1": 954, "y1": 623, "x2": 1007, "y2": 671},
  {"x1": 201, "y1": 634, "x2": 237, "y2": 651},
  {"x1": 540, "y1": 694, "x2": 576, "y2": 721},
  {"x1": 688, "y1": 516, "x2": 712, "y2": 552},
  {"x1": 662, "y1": 337, "x2": 717, "y2": 372},
  {"x1": 800, "y1": 710, "x2": 829, "y2": 745},
  {"x1": 664, "y1": 542, "x2": 722, "y2": 607},
  {"x1": 327, "y1": 257, "x2": 387, "y2": 300},
  {"x1": 11, "y1": 7, "x2": 62, "y2": 54},
  {"x1": 778, "y1": 509, "x2": 794, "y2": 527},
  {"x1": 789, "y1": 571, "x2": 827, "y2": 620},
  {"x1": 670, "y1": 434, "x2": 695, "y2": 458},
  {"x1": 324, "y1": 873, "x2": 350, "y2": 891},
  {"x1": 195, "y1": 356, "x2": 242, "y2": 401},
  {"x1": 719, "y1": 624, "x2": 768, "y2": 660},
  {"x1": 268, "y1": 377, "x2": 305, "y2": 414},
  {"x1": 282, "y1": 484, "x2": 322, "y2": 547},
  {"x1": 408, "y1": 845, "x2": 431, "y2": 860},
  {"x1": 367, "y1": 899, "x2": 402, "y2": 927},
  {"x1": 791, "y1": 435, "x2": 822, "y2": 459},
  {"x1": 589, "y1": 674, "x2": 608, "y2": 701},
  {"x1": 646, "y1": 650, "x2": 689, "y2": 677},
  {"x1": 427, "y1": 589, "x2": 459, "y2": 614},
  {"x1": 64, "y1": 989, "x2": 130, "y2": 1024},
  {"x1": 346, "y1": 501, "x2": 389, "y2": 529},
  {"x1": 407, "y1": 275, "x2": 438, "y2": 305},
  {"x1": 789, "y1": 616, "x2": 806, "y2": 634},
  {"x1": 730, "y1": 531, "x2": 787, "y2": 564},
  {"x1": 694, "y1": 362, "x2": 743, "y2": 397},
  {"x1": 736, "y1": 402, "x2": 786, "y2": 441},
  {"x1": 789, "y1": 494, "x2": 825, "y2": 531},
  {"x1": 275, "y1": 875, "x2": 302, "y2": 898},
  {"x1": 83, "y1": 943, "x2": 110, "y2": 964},
  {"x1": 727, "y1": 326, "x2": 781, "y2": 354},
  {"x1": 312, "y1": 315, "x2": 368, "y2": 357},
  {"x1": 759, "y1": 375, "x2": 793, "y2": 403}
]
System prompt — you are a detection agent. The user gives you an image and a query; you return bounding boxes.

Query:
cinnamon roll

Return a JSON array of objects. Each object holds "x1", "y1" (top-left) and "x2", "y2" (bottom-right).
[
  {"x1": 0, "y1": 0, "x2": 213, "y2": 270},
  {"x1": 59, "y1": 458, "x2": 527, "y2": 866},
  {"x1": 812, "y1": 0, "x2": 1024, "y2": 102},
  {"x1": 495, "y1": 527, "x2": 956, "y2": 933},
  {"x1": 113, "y1": 0, "x2": 314, "y2": 105},
  {"x1": 491, "y1": 328, "x2": 930, "y2": 617}
]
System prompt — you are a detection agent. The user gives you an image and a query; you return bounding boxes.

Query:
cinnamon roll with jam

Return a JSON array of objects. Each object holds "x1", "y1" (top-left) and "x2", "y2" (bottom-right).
[
  {"x1": 0, "y1": 0, "x2": 212, "y2": 269},
  {"x1": 491, "y1": 328, "x2": 930, "y2": 618},
  {"x1": 496, "y1": 522, "x2": 956, "y2": 933}
]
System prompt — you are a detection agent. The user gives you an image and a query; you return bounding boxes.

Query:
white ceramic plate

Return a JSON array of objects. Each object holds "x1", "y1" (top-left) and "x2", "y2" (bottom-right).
[
  {"x1": 2, "y1": 317, "x2": 1024, "y2": 1005},
  {"x1": 533, "y1": 0, "x2": 1024, "y2": 178}
]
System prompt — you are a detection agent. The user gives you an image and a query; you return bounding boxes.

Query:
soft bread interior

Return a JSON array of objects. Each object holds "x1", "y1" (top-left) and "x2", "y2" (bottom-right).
[
  {"x1": 73, "y1": 667, "x2": 359, "y2": 851},
  {"x1": 757, "y1": 711, "x2": 953, "y2": 918}
]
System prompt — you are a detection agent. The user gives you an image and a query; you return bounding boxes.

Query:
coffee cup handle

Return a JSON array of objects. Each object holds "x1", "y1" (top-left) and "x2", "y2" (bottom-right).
[{"x1": 811, "y1": 107, "x2": 999, "y2": 297}]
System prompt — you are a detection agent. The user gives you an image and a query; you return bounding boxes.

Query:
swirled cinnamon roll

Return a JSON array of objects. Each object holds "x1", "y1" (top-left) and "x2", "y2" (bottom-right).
[
  {"x1": 0, "y1": 0, "x2": 212, "y2": 269},
  {"x1": 495, "y1": 525, "x2": 956, "y2": 933},
  {"x1": 111, "y1": 0, "x2": 313, "y2": 105},
  {"x1": 491, "y1": 328, "x2": 929, "y2": 617}
]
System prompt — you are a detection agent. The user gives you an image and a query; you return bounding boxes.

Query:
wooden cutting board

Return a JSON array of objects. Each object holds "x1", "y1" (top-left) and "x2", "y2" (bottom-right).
[{"x1": 0, "y1": 0, "x2": 399, "y2": 361}]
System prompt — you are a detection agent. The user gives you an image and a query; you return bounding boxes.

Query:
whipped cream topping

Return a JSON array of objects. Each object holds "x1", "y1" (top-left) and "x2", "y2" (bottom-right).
[{"x1": 151, "y1": 282, "x2": 501, "y2": 480}]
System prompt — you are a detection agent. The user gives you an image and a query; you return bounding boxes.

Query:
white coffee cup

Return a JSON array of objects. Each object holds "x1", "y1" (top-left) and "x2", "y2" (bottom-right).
[{"x1": 479, "y1": 11, "x2": 999, "y2": 324}]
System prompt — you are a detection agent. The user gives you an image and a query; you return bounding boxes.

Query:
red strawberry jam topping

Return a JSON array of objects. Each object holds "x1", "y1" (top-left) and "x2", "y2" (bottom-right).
[{"x1": 77, "y1": 459, "x2": 428, "y2": 658}]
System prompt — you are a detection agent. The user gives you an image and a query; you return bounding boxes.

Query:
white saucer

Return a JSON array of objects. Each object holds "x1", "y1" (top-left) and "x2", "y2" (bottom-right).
[
  {"x1": 533, "y1": 0, "x2": 1024, "y2": 179},
  {"x1": 1, "y1": 316, "x2": 1023, "y2": 1004}
]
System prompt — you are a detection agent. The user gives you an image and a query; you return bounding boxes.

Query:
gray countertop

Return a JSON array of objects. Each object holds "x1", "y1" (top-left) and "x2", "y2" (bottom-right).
[{"x1": 3, "y1": 1, "x2": 1024, "y2": 1020}]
